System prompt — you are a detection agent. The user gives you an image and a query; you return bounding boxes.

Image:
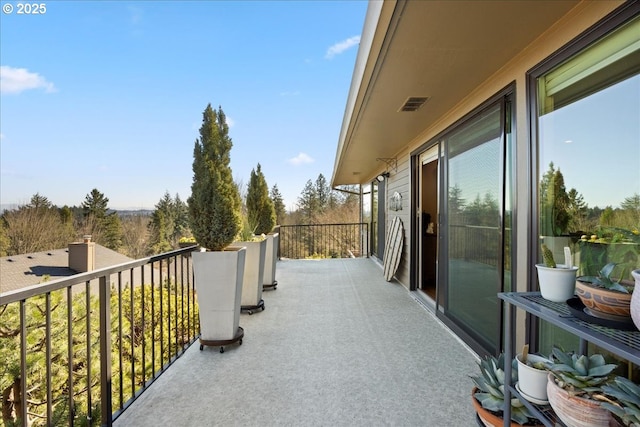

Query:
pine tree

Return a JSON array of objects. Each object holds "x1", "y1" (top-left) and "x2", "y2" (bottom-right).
[
  {"x1": 187, "y1": 104, "x2": 241, "y2": 250},
  {"x1": 246, "y1": 163, "x2": 276, "y2": 235},
  {"x1": 298, "y1": 180, "x2": 319, "y2": 224},
  {"x1": 270, "y1": 184, "x2": 286, "y2": 225},
  {"x1": 315, "y1": 173, "x2": 330, "y2": 212},
  {"x1": 79, "y1": 188, "x2": 123, "y2": 249},
  {"x1": 82, "y1": 188, "x2": 109, "y2": 219}
]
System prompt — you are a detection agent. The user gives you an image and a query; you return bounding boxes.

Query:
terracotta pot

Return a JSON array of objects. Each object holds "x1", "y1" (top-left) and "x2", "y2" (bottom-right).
[
  {"x1": 546, "y1": 373, "x2": 611, "y2": 427},
  {"x1": 575, "y1": 280, "x2": 632, "y2": 318},
  {"x1": 632, "y1": 269, "x2": 640, "y2": 331},
  {"x1": 471, "y1": 388, "x2": 521, "y2": 427}
]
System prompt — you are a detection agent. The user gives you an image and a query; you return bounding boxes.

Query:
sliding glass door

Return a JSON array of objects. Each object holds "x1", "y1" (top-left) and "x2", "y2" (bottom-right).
[{"x1": 440, "y1": 96, "x2": 513, "y2": 355}]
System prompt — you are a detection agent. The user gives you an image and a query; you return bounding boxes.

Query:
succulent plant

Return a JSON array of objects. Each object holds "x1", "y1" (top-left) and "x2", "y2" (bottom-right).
[
  {"x1": 541, "y1": 244, "x2": 557, "y2": 268},
  {"x1": 470, "y1": 353, "x2": 535, "y2": 425},
  {"x1": 578, "y1": 263, "x2": 633, "y2": 294},
  {"x1": 546, "y1": 347, "x2": 618, "y2": 398},
  {"x1": 598, "y1": 376, "x2": 640, "y2": 427}
]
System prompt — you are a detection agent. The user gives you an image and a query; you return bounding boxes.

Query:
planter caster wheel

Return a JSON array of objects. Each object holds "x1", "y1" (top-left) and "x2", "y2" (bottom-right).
[
  {"x1": 220, "y1": 347, "x2": 224, "y2": 353},
  {"x1": 199, "y1": 344, "x2": 204, "y2": 351},
  {"x1": 239, "y1": 339, "x2": 242, "y2": 345},
  {"x1": 248, "y1": 310, "x2": 253, "y2": 315}
]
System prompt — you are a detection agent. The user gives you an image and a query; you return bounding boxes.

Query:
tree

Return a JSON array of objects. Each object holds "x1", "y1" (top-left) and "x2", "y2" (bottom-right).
[
  {"x1": 121, "y1": 214, "x2": 150, "y2": 259},
  {"x1": 297, "y1": 179, "x2": 319, "y2": 223},
  {"x1": 81, "y1": 188, "x2": 109, "y2": 219},
  {"x1": 79, "y1": 189, "x2": 122, "y2": 250},
  {"x1": 539, "y1": 163, "x2": 570, "y2": 236},
  {"x1": 315, "y1": 174, "x2": 330, "y2": 212},
  {"x1": 246, "y1": 164, "x2": 276, "y2": 235},
  {"x1": 270, "y1": 184, "x2": 286, "y2": 225},
  {"x1": 1, "y1": 194, "x2": 75, "y2": 255},
  {"x1": 187, "y1": 104, "x2": 241, "y2": 251}
]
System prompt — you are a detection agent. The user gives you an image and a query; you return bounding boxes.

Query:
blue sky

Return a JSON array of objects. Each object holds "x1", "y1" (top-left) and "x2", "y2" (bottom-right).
[{"x1": 0, "y1": 0, "x2": 368, "y2": 211}]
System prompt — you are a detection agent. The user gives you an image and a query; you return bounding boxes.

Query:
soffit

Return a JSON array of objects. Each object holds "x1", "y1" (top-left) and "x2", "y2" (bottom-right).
[{"x1": 332, "y1": 0, "x2": 580, "y2": 186}]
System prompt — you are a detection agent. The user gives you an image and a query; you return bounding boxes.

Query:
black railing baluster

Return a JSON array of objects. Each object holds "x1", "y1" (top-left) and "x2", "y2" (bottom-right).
[
  {"x1": 67, "y1": 286, "x2": 74, "y2": 426},
  {"x1": 99, "y1": 274, "x2": 112, "y2": 426},
  {"x1": 117, "y1": 272, "x2": 124, "y2": 411},
  {"x1": 46, "y1": 292, "x2": 52, "y2": 424},
  {"x1": 129, "y1": 268, "x2": 135, "y2": 401},
  {"x1": 85, "y1": 281, "x2": 92, "y2": 425},
  {"x1": 20, "y1": 299, "x2": 27, "y2": 426}
]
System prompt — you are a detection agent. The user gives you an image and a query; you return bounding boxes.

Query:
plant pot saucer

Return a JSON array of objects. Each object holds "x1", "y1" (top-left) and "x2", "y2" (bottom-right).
[
  {"x1": 516, "y1": 382, "x2": 549, "y2": 405},
  {"x1": 567, "y1": 297, "x2": 636, "y2": 330}
]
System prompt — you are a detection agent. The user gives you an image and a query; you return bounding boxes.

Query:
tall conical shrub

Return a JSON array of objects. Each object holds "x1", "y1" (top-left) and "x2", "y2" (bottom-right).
[
  {"x1": 246, "y1": 163, "x2": 276, "y2": 235},
  {"x1": 187, "y1": 104, "x2": 241, "y2": 251}
]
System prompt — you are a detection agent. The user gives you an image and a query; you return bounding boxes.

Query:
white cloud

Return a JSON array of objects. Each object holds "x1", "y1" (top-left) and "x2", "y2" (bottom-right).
[
  {"x1": 288, "y1": 152, "x2": 314, "y2": 166},
  {"x1": 226, "y1": 117, "x2": 235, "y2": 128},
  {"x1": 325, "y1": 35, "x2": 361, "y2": 59},
  {"x1": 0, "y1": 66, "x2": 56, "y2": 94}
]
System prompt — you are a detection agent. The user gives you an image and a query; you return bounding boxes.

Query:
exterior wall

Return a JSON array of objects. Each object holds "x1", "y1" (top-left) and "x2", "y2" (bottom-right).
[
  {"x1": 380, "y1": 1, "x2": 623, "y2": 305},
  {"x1": 384, "y1": 146, "x2": 412, "y2": 286}
]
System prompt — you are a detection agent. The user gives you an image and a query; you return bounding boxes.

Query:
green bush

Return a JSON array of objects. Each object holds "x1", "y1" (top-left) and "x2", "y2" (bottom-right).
[{"x1": 187, "y1": 104, "x2": 241, "y2": 251}]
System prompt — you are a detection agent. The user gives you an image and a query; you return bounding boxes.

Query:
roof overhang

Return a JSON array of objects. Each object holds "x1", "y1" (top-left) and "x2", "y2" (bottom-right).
[{"x1": 332, "y1": 0, "x2": 581, "y2": 187}]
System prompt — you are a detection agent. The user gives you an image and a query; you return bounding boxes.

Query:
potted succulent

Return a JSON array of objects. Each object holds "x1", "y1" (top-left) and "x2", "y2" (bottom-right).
[
  {"x1": 470, "y1": 353, "x2": 540, "y2": 426},
  {"x1": 535, "y1": 244, "x2": 578, "y2": 303},
  {"x1": 575, "y1": 263, "x2": 635, "y2": 320},
  {"x1": 546, "y1": 346, "x2": 618, "y2": 427},
  {"x1": 598, "y1": 376, "x2": 640, "y2": 427},
  {"x1": 188, "y1": 103, "x2": 246, "y2": 350},
  {"x1": 515, "y1": 344, "x2": 552, "y2": 404}
]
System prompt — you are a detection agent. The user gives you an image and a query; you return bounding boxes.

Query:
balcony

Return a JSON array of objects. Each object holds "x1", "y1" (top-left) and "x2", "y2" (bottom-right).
[
  {"x1": 113, "y1": 258, "x2": 479, "y2": 426},
  {"x1": 1, "y1": 244, "x2": 479, "y2": 426}
]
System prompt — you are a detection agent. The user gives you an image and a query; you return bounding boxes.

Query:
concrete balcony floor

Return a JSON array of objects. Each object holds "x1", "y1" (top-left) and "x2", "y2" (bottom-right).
[{"x1": 114, "y1": 258, "x2": 479, "y2": 426}]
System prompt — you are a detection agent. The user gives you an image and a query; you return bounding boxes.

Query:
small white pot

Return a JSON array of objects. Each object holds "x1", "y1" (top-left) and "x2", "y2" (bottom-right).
[
  {"x1": 516, "y1": 353, "x2": 550, "y2": 403},
  {"x1": 535, "y1": 264, "x2": 578, "y2": 303},
  {"x1": 631, "y1": 269, "x2": 640, "y2": 331}
]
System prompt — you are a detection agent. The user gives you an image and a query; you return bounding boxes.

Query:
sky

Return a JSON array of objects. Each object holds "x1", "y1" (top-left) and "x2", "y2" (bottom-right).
[{"x1": 0, "y1": 0, "x2": 369, "y2": 211}]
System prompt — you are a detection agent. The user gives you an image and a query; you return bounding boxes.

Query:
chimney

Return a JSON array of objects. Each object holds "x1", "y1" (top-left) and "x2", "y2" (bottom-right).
[{"x1": 69, "y1": 235, "x2": 95, "y2": 273}]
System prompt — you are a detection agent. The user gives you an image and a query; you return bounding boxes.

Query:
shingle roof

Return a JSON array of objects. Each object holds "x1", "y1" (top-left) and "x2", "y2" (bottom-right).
[{"x1": 0, "y1": 245, "x2": 133, "y2": 294}]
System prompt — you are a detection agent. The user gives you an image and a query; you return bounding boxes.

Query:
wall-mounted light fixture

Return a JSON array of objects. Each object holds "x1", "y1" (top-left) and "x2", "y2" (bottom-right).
[{"x1": 376, "y1": 172, "x2": 390, "y2": 182}]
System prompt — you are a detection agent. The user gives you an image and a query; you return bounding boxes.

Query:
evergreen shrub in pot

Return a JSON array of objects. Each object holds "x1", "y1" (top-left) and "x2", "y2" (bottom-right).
[
  {"x1": 188, "y1": 103, "x2": 246, "y2": 343},
  {"x1": 245, "y1": 163, "x2": 279, "y2": 290}
]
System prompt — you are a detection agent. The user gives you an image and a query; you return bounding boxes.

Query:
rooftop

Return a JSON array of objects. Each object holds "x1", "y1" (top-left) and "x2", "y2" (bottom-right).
[
  {"x1": 0, "y1": 244, "x2": 133, "y2": 293},
  {"x1": 113, "y1": 258, "x2": 479, "y2": 426}
]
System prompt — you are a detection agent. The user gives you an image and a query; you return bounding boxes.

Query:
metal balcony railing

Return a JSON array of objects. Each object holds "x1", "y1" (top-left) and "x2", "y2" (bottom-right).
[
  {"x1": 278, "y1": 223, "x2": 369, "y2": 259},
  {"x1": 0, "y1": 246, "x2": 199, "y2": 427}
]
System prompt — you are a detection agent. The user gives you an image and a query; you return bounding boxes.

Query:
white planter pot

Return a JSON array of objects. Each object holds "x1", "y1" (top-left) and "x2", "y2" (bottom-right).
[
  {"x1": 631, "y1": 269, "x2": 640, "y2": 331},
  {"x1": 232, "y1": 240, "x2": 267, "y2": 307},
  {"x1": 535, "y1": 264, "x2": 578, "y2": 303},
  {"x1": 193, "y1": 247, "x2": 246, "y2": 341},
  {"x1": 263, "y1": 232, "x2": 279, "y2": 286},
  {"x1": 516, "y1": 353, "x2": 550, "y2": 403}
]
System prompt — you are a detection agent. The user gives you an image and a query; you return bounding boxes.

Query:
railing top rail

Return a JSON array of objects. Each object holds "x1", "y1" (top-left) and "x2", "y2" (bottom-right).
[
  {"x1": 0, "y1": 245, "x2": 197, "y2": 306},
  {"x1": 279, "y1": 222, "x2": 367, "y2": 228}
]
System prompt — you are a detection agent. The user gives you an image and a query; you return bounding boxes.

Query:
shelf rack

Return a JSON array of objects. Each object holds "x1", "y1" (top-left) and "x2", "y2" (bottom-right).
[{"x1": 498, "y1": 292, "x2": 640, "y2": 427}]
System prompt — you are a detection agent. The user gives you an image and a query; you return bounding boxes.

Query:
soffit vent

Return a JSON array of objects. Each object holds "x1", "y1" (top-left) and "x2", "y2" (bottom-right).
[{"x1": 399, "y1": 97, "x2": 429, "y2": 112}]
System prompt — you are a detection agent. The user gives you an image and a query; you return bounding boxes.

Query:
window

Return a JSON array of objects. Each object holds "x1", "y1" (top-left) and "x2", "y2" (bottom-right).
[{"x1": 533, "y1": 12, "x2": 640, "y2": 352}]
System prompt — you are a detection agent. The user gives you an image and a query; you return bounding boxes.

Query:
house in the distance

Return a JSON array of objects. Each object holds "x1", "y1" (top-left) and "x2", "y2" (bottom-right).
[{"x1": 0, "y1": 238, "x2": 142, "y2": 294}]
